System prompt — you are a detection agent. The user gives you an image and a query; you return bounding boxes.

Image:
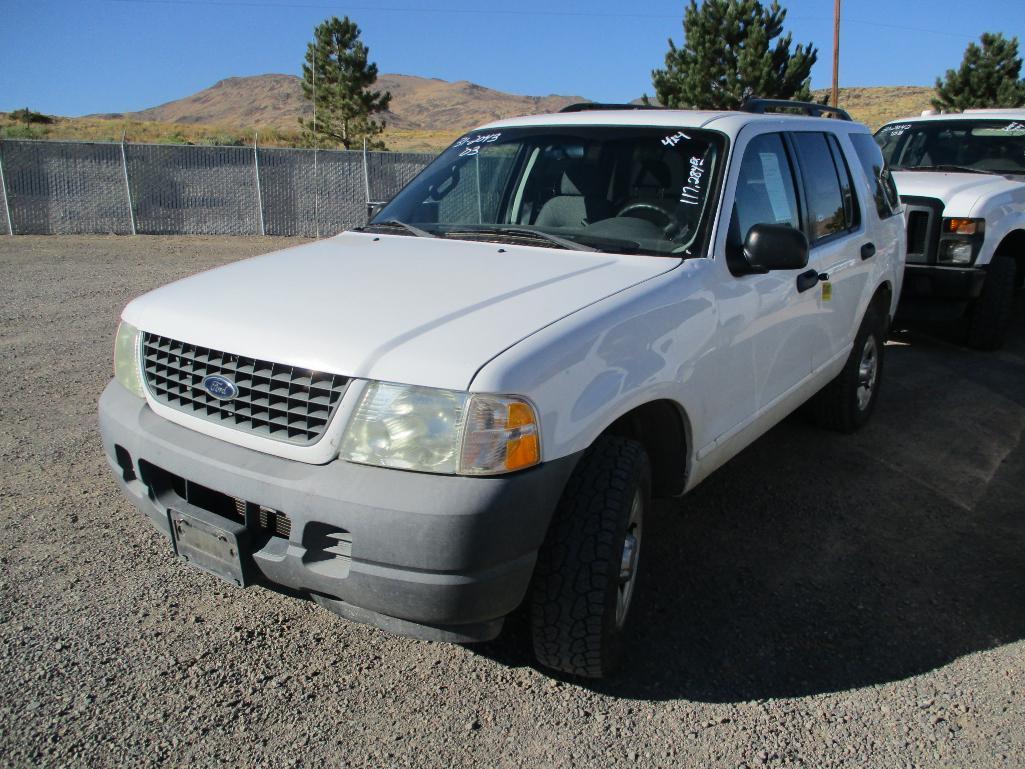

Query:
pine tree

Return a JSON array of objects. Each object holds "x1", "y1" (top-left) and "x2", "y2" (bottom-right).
[
  {"x1": 933, "y1": 33, "x2": 1025, "y2": 111},
  {"x1": 299, "y1": 16, "x2": 392, "y2": 150},
  {"x1": 652, "y1": 0, "x2": 817, "y2": 110}
]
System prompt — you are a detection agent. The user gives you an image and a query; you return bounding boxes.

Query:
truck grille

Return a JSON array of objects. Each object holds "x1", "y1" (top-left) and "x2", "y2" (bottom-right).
[
  {"x1": 142, "y1": 333, "x2": 349, "y2": 445},
  {"x1": 901, "y1": 195, "x2": 944, "y2": 265},
  {"x1": 907, "y1": 210, "x2": 930, "y2": 257}
]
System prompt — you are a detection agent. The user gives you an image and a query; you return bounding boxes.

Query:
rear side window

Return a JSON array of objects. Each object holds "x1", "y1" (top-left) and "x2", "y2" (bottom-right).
[
  {"x1": 791, "y1": 132, "x2": 852, "y2": 242},
  {"x1": 850, "y1": 133, "x2": 901, "y2": 219}
]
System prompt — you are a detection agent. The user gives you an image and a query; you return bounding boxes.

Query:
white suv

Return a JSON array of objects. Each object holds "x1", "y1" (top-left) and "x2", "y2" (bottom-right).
[
  {"x1": 876, "y1": 109, "x2": 1025, "y2": 349},
  {"x1": 99, "y1": 101, "x2": 905, "y2": 677}
]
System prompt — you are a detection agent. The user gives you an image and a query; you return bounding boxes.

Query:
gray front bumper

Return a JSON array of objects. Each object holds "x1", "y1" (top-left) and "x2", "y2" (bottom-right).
[{"x1": 98, "y1": 381, "x2": 578, "y2": 642}]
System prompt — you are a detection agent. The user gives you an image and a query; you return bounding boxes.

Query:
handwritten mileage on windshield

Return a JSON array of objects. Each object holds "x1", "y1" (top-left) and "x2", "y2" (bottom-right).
[
  {"x1": 680, "y1": 156, "x2": 705, "y2": 206},
  {"x1": 453, "y1": 133, "x2": 502, "y2": 157}
]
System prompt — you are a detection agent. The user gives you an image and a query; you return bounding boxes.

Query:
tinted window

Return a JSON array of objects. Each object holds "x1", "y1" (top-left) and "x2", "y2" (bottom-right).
[
  {"x1": 791, "y1": 132, "x2": 848, "y2": 241},
  {"x1": 828, "y1": 134, "x2": 859, "y2": 229},
  {"x1": 851, "y1": 133, "x2": 900, "y2": 218},
  {"x1": 729, "y1": 133, "x2": 801, "y2": 243}
]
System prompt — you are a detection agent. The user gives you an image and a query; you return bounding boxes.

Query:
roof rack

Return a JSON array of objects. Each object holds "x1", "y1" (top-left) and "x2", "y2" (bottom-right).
[
  {"x1": 740, "y1": 98, "x2": 852, "y2": 121},
  {"x1": 559, "y1": 102, "x2": 666, "y2": 113}
]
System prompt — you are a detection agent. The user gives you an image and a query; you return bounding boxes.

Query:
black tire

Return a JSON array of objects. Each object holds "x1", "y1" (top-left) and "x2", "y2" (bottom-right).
[
  {"x1": 813, "y1": 304, "x2": 886, "y2": 433},
  {"x1": 966, "y1": 256, "x2": 1017, "y2": 351},
  {"x1": 529, "y1": 435, "x2": 650, "y2": 678}
]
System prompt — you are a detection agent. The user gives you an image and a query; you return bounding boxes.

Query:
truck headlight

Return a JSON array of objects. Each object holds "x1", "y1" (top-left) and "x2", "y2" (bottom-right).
[
  {"x1": 938, "y1": 240, "x2": 975, "y2": 265},
  {"x1": 113, "y1": 321, "x2": 145, "y2": 398},
  {"x1": 339, "y1": 382, "x2": 540, "y2": 475}
]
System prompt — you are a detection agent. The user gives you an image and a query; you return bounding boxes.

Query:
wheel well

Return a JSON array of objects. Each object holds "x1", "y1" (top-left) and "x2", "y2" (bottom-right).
[
  {"x1": 870, "y1": 281, "x2": 893, "y2": 329},
  {"x1": 994, "y1": 229, "x2": 1025, "y2": 288},
  {"x1": 604, "y1": 400, "x2": 688, "y2": 498}
]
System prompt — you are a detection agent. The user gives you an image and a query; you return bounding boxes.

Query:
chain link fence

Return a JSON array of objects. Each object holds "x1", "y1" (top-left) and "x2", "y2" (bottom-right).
[{"x1": 0, "y1": 139, "x2": 436, "y2": 237}]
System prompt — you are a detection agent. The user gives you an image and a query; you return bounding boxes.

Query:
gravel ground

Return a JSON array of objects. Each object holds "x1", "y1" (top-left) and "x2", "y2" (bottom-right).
[{"x1": 1, "y1": 235, "x2": 1023, "y2": 769}]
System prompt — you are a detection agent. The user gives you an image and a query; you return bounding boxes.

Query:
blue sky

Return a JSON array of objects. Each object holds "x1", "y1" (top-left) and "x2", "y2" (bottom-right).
[{"x1": 1, "y1": 0, "x2": 1023, "y2": 116}]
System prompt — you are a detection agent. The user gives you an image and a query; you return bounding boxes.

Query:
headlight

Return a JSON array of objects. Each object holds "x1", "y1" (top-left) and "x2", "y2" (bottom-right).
[
  {"x1": 938, "y1": 240, "x2": 975, "y2": 265},
  {"x1": 113, "y1": 321, "x2": 145, "y2": 398},
  {"x1": 339, "y1": 382, "x2": 540, "y2": 475}
]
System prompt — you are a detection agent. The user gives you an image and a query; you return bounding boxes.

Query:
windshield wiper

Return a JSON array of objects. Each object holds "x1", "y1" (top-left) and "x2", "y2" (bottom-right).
[
  {"x1": 363, "y1": 219, "x2": 437, "y2": 238},
  {"x1": 445, "y1": 226, "x2": 598, "y2": 252},
  {"x1": 904, "y1": 164, "x2": 999, "y2": 175}
]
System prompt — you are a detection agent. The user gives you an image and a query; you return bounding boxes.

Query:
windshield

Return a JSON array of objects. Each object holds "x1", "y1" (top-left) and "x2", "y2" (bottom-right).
[
  {"x1": 875, "y1": 118, "x2": 1025, "y2": 175},
  {"x1": 370, "y1": 126, "x2": 726, "y2": 256}
]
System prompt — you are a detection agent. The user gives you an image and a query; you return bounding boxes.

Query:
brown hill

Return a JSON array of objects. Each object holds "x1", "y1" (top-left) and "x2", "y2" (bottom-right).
[
  {"x1": 811, "y1": 85, "x2": 935, "y2": 128},
  {"x1": 94, "y1": 73, "x2": 587, "y2": 133}
]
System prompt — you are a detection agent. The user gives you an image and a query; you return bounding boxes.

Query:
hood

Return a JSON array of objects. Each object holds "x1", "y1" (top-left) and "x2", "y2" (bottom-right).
[
  {"x1": 123, "y1": 232, "x2": 678, "y2": 391},
  {"x1": 892, "y1": 170, "x2": 1025, "y2": 217}
]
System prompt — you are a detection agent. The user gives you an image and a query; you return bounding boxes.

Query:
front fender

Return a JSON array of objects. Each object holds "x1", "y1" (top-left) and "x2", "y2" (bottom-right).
[{"x1": 470, "y1": 261, "x2": 717, "y2": 467}]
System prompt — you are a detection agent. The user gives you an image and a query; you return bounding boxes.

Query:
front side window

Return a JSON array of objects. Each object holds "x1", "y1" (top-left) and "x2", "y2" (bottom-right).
[
  {"x1": 850, "y1": 133, "x2": 901, "y2": 218},
  {"x1": 371, "y1": 126, "x2": 726, "y2": 257},
  {"x1": 726, "y1": 132, "x2": 801, "y2": 270},
  {"x1": 791, "y1": 132, "x2": 850, "y2": 242},
  {"x1": 876, "y1": 119, "x2": 1025, "y2": 176}
]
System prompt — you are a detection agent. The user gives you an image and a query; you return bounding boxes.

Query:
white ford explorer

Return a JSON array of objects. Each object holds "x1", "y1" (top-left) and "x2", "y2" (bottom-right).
[
  {"x1": 99, "y1": 101, "x2": 905, "y2": 677},
  {"x1": 876, "y1": 109, "x2": 1025, "y2": 349}
]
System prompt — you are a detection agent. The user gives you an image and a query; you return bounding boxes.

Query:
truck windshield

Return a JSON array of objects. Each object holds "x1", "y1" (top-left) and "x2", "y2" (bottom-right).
[
  {"x1": 369, "y1": 126, "x2": 726, "y2": 256},
  {"x1": 876, "y1": 119, "x2": 1025, "y2": 176}
]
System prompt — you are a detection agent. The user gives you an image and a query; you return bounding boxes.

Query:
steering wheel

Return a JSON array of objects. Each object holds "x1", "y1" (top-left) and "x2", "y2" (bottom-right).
[{"x1": 616, "y1": 202, "x2": 680, "y2": 237}]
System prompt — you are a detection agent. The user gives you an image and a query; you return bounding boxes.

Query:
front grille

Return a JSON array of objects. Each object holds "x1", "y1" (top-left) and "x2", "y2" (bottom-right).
[
  {"x1": 142, "y1": 333, "x2": 349, "y2": 445},
  {"x1": 907, "y1": 210, "x2": 929, "y2": 257}
]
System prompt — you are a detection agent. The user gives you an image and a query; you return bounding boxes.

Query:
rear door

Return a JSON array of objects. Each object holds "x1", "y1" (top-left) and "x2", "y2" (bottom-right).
[{"x1": 787, "y1": 131, "x2": 874, "y2": 371}]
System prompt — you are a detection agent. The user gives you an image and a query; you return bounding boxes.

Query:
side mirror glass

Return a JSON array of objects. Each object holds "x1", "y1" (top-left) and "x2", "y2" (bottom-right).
[{"x1": 743, "y1": 223, "x2": 810, "y2": 272}]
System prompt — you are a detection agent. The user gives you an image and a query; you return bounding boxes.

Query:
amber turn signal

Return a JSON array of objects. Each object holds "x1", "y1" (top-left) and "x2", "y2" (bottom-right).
[{"x1": 943, "y1": 218, "x2": 983, "y2": 235}]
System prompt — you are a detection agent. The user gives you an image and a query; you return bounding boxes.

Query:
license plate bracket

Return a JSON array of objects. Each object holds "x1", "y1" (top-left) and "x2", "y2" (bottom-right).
[{"x1": 169, "y1": 507, "x2": 248, "y2": 587}]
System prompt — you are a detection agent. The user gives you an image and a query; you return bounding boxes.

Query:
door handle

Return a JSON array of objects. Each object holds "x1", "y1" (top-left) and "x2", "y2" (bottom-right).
[
  {"x1": 861, "y1": 242, "x2": 876, "y2": 260},
  {"x1": 796, "y1": 269, "x2": 820, "y2": 293}
]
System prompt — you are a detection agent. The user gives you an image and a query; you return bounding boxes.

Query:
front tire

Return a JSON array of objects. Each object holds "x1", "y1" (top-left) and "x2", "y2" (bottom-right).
[
  {"x1": 813, "y1": 305, "x2": 886, "y2": 433},
  {"x1": 966, "y1": 256, "x2": 1017, "y2": 351},
  {"x1": 529, "y1": 436, "x2": 651, "y2": 678}
]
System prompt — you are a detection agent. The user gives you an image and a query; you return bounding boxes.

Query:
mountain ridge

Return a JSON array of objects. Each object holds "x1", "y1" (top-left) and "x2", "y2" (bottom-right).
[{"x1": 90, "y1": 73, "x2": 588, "y2": 133}]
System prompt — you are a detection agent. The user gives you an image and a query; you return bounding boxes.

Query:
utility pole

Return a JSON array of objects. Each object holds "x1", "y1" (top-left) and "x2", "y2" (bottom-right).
[{"x1": 831, "y1": 0, "x2": 841, "y2": 108}]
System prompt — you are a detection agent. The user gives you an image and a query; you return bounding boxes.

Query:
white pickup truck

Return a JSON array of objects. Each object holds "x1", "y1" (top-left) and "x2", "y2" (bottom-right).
[
  {"x1": 876, "y1": 109, "x2": 1025, "y2": 349},
  {"x1": 99, "y1": 101, "x2": 904, "y2": 677}
]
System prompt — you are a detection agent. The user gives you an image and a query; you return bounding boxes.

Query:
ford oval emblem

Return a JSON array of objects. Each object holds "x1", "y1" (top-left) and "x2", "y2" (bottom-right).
[{"x1": 202, "y1": 374, "x2": 239, "y2": 400}]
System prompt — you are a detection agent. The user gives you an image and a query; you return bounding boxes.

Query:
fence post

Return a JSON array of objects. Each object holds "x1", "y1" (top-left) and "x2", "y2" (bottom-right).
[
  {"x1": 362, "y1": 137, "x2": 371, "y2": 216},
  {"x1": 0, "y1": 141, "x2": 13, "y2": 235},
  {"x1": 313, "y1": 146, "x2": 320, "y2": 239},
  {"x1": 253, "y1": 133, "x2": 265, "y2": 236},
  {"x1": 120, "y1": 132, "x2": 137, "y2": 236}
]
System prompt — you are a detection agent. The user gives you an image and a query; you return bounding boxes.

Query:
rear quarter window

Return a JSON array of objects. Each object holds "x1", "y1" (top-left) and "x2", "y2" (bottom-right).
[{"x1": 851, "y1": 133, "x2": 901, "y2": 219}]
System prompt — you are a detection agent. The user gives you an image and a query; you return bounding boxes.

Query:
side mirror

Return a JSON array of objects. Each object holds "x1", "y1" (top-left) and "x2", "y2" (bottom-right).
[
  {"x1": 366, "y1": 200, "x2": 389, "y2": 222},
  {"x1": 743, "y1": 224, "x2": 809, "y2": 272}
]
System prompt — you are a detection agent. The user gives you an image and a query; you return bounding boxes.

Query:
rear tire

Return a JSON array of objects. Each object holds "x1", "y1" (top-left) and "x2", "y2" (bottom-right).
[
  {"x1": 966, "y1": 256, "x2": 1016, "y2": 351},
  {"x1": 813, "y1": 305, "x2": 886, "y2": 433},
  {"x1": 529, "y1": 435, "x2": 650, "y2": 678}
]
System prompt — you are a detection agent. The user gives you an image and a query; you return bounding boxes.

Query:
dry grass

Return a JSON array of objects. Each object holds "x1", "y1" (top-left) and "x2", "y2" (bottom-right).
[
  {"x1": 0, "y1": 114, "x2": 462, "y2": 152},
  {"x1": 0, "y1": 114, "x2": 301, "y2": 147}
]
